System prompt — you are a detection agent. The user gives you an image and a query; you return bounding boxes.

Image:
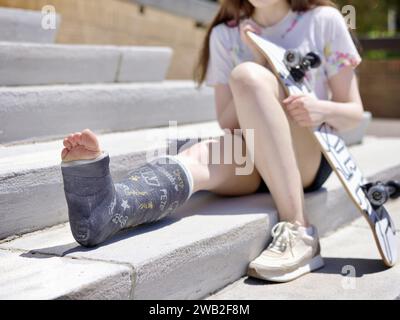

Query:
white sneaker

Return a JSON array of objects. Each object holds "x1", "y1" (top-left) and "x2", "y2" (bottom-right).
[{"x1": 247, "y1": 221, "x2": 324, "y2": 282}]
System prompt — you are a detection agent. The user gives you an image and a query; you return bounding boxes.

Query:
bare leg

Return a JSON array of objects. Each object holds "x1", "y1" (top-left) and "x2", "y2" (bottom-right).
[
  {"x1": 229, "y1": 62, "x2": 322, "y2": 227},
  {"x1": 176, "y1": 133, "x2": 261, "y2": 196},
  {"x1": 60, "y1": 129, "x2": 263, "y2": 247},
  {"x1": 61, "y1": 130, "x2": 262, "y2": 198}
]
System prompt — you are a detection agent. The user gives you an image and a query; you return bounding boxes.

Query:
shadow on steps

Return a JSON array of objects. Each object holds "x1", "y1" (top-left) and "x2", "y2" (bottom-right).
[{"x1": 242, "y1": 257, "x2": 386, "y2": 286}]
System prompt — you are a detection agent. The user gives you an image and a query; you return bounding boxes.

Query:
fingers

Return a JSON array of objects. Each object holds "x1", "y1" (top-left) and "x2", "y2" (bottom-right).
[
  {"x1": 287, "y1": 108, "x2": 308, "y2": 122},
  {"x1": 284, "y1": 101, "x2": 303, "y2": 113},
  {"x1": 288, "y1": 108, "x2": 306, "y2": 117},
  {"x1": 292, "y1": 116, "x2": 312, "y2": 128},
  {"x1": 283, "y1": 95, "x2": 308, "y2": 114},
  {"x1": 283, "y1": 97, "x2": 311, "y2": 127},
  {"x1": 282, "y1": 94, "x2": 304, "y2": 105}
]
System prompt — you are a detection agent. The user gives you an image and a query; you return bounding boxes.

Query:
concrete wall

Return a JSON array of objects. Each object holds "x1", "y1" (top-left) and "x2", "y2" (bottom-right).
[{"x1": 359, "y1": 59, "x2": 400, "y2": 118}]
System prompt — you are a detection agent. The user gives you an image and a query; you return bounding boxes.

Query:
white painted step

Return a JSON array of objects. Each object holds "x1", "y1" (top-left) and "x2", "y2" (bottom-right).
[
  {"x1": 0, "y1": 81, "x2": 215, "y2": 144},
  {"x1": 0, "y1": 42, "x2": 173, "y2": 86},
  {"x1": 0, "y1": 121, "x2": 223, "y2": 239},
  {"x1": 207, "y1": 199, "x2": 400, "y2": 300},
  {"x1": 0, "y1": 7, "x2": 60, "y2": 43}
]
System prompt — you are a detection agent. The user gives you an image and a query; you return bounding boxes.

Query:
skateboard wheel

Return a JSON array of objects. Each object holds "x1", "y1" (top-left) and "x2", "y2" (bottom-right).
[
  {"x1": 284, "y1": 50, "x2": 301, "y2": 68},
  {"x1": 367, "y1": 183, "x2": 389, "y2": 207},
  {"x1": 305, "y1": 52, "x2": 322, "y2": 69},
  {"x1": 387, "y1": 180, "x2": 400, "y2": 199}
]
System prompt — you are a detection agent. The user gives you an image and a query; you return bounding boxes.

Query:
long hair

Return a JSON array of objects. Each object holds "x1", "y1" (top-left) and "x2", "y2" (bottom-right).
[{"x1": 194, "y1": 0, "x2": 337, "y2": 86}]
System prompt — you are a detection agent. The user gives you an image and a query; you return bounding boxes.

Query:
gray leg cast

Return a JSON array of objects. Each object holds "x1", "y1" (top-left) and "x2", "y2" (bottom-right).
[{"x1": 61, "y1": 152, "x2": 193, "y2": 247}]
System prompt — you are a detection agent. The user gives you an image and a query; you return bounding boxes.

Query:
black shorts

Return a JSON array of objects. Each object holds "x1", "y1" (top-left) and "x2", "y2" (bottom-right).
[{"x1": 256, "y1": 153, "x2": 333, "y2": 194}]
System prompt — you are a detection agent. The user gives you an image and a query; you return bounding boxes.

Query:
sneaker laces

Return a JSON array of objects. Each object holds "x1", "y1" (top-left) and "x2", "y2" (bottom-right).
[{"x1": 268, "y1": 222, "x2": 298, "y2": 254}]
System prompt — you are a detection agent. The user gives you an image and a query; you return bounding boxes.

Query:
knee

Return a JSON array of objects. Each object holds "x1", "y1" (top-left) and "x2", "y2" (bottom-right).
[
  {"x1": 229, "y1": 62, "x2": 278, "y2": 92},
  {"x1": 179, "y1": 139, "x2": 212, "y2": 166}
]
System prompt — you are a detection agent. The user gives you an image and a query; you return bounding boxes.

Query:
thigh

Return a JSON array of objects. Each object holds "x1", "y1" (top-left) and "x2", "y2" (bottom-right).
[
  {"x1": 287, "y1": 117, "x2": 322, "y2": 188},
  {"x1": 255, "y1": 64, "x2": 322, "y2": 189},
  {"x1": 179, "y1": 133, "x2": 263, "y2": 197},
  {"x1": 209, "y1": 133, "x2": 262, "y2": 196},
  {"x1": 243, "y1": 63, "x2": 322, "y2": 189},
  {"x1": 228, "y1": 61, "x2": 321, "y2": 190}
]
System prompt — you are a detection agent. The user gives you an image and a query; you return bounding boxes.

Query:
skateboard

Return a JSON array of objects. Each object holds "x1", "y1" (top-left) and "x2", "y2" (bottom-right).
[{"x1": 246, "y1": 31, "x2": 399, "y2": 267}]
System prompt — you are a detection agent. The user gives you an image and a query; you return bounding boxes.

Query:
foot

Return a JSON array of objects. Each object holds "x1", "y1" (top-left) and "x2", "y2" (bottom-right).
[
  {"x1": 61, "y1": 129, "x2": 102, "y2": 162},
  {"x1": 247, "y1": 222, "x2": 324, "y2": 282}
]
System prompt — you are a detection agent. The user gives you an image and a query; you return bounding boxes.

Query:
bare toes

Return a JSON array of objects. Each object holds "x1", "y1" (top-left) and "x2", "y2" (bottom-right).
[
  {"x1": 74, "y1": 132, "x2": 83, "y2": 145},
  {"x1": 81, "y1": 129, "x2": 100, "y2": 151},
  {"x1": 71, "y1": 133, "x2": 81, "y2": 146},
  {"x1": 63, "y1": 138, "x2": 72, "y2": 149},
  {"x1": 61, "y1": 148, "x2": 69, "y2": 160},
  {"x1": 67, "y1": 134, "x2": 76, "y2": 147}
]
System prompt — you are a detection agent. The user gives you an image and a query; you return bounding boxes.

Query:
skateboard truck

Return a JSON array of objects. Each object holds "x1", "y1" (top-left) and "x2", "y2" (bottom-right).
[
  {"x1": 284, "y1": 50, "x2": 321, "y2": 83},
  {"x1": 362, "y1": 180, "x2": 400, "y2": 208}
]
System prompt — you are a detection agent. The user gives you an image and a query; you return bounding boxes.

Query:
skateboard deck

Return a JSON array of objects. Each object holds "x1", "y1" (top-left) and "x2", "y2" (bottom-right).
[{"x1": 246, "y1": 31, "x2": 398, "y2": 267}]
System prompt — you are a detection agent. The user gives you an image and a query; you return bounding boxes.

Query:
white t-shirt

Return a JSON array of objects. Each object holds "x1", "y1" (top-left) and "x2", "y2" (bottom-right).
[{"x1": 205, "y1": 6, "x2": 362, "y2": 100}]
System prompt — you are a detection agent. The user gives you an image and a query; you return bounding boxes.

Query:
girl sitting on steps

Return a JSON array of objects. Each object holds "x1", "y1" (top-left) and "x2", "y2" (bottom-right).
[{"x1": 60, "y1": 0, "x2": 364, "y2": 282}]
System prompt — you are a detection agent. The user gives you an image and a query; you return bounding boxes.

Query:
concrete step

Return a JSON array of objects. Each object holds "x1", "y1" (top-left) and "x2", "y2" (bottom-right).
[
  {"x1": 367, "y1": 118, "x2": 400, "y2": 138},
  {"x1": 0, "y1": 121, "x2": 223, "y2": 240},
  {"x1": 0, "y1": 192, "x2": 278, "y2": 300},
  {"x1": 0, "y1": 42, "x2": 173, "y2": 86},
  {"x1": 135, "y1": 0, "x2": 219, "y2": 24},
  {"x1": 207, "y1": 199, "x2": 400, "y2": 300},
  {"x1": 0, "y1": 136, "x2": 399, "y2": 299},
  {"x1": 0, "y1": 249, "x2": 132, "y2": 300},
  {"x1": 0, "y1": 7, "x2": 60, "y2": 43},
  {"x1": 339, "y1": 112, "x2": 372, "y2": 146},
  {"x1": 0, "y1": 81, "x2": 215, "y2": 144}
]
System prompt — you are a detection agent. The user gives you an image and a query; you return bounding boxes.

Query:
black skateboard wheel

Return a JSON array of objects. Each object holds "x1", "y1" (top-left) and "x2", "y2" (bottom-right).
[
  {"x1": 387, "y1": 180, "x2": 400, "y2": 199},
  {"x1": 305, "y1": 52, "x2": 322, "y2": 69}
]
